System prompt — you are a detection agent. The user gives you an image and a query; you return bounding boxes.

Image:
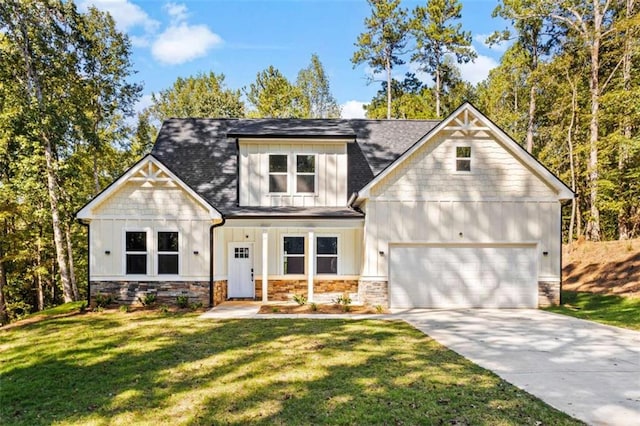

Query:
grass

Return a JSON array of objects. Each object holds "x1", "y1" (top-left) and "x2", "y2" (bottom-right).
[
  {"x1": 23, "y1": 301, "x2": 86, "y2": 318},
  {"x1": 544, "y1": 290, "x2": 640, "y2": 330},
  {"x1": 0, "y1": 311, "x2": 580, "y2": 425}
]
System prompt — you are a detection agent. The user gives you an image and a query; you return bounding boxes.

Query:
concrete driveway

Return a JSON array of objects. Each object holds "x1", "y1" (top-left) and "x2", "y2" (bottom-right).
[{"x1": 395, "y1": 309, "x2": 640, "y2": 426}]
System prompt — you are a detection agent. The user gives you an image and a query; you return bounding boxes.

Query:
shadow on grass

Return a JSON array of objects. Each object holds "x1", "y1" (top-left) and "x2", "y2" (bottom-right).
[
  {"x1": 547, "y1": 291, "x2": 640, "y2": 330},
  {"x1": 1, "y1": 313, "x2": 580, "y2": 425}
]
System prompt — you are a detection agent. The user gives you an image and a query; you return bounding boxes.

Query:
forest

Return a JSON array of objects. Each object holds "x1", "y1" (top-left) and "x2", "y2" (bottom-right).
[{"x1": 0, "y1": 0, "x2": 638, "y2": 322}]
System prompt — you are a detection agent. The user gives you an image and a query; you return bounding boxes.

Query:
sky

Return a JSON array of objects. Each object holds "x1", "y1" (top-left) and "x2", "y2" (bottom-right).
[{"x1": 78, "y1": 0, "x2": 511, "y2": 118}]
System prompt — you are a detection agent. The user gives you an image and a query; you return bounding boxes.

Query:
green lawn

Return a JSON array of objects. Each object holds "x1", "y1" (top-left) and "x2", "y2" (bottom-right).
[
  {"x1": 0, "y1": 311, "x2": 580, "y2": 425},
  {"x1": 545, "y1": 291, "x2": 640, "y2": 330}
]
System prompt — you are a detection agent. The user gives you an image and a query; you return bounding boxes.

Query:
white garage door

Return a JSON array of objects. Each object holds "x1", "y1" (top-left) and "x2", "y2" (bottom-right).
[{"x1": 389, "y1": 244, "x2": 537, "y2": 308}]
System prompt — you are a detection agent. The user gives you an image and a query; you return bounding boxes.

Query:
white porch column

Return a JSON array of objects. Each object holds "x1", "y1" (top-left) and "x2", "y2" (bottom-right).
[
  {"x1": 307, "y1": 229, "x2": 314, "y2": 302},
  {"x1": 262, "y1": 228, "x2": 268, "y2": 302}
]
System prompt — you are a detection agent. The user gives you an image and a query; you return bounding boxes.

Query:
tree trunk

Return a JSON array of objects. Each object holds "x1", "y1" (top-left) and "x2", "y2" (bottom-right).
[
  {"x1": 585, "y1": 0, "x2": 603, "y2": 241},
  {"x1": 43, "y1": 136, "x2": 74, "y2": 302},
  {"x1": 567, "y1": 74, "x2": 578, "y2": 243},
  {"x1": 618, "y1": 0, "x2": 634, "y2": 240},
  {"x1": 526, "y1": 83, "x2": 536, "y2": 153},
  {"x1": 93, "y1": 153, "x2": 100, "y2": 195},
  {"x1": 36, "y1": 227, "x2": 44, "y2": 311},
  {"x1": 66, "y1": 223, "x2": 79, "y2": 300},
  {"x1": 435, "y1": 67, "x2": 441, "y2": 118},
  {"x1": 0, "y1": 249, "x2": 8, "y2": 325},
  {"x1": 386, "y1": 53, "x2": 392, "y2": 120}
]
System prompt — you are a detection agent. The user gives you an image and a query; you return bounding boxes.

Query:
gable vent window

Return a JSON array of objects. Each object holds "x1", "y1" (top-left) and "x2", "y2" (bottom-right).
[
  {"x1": 296, "y1": 155, "x2": 315, "y2": 193},
  {"x1": 269, "y1": 154, "x2": 288, "y2": 193},
  {"x1": 158, "y1": 232, "x2": 179, "y2": 274},
  {"x1": 456, "y1": 146, "x2": 471, "y2": 172},
  {"x1": 126, "y1": 231, "x2": 147, "y2": 274}
]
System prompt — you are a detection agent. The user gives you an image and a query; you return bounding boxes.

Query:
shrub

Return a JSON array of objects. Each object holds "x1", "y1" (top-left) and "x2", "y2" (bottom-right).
[
  {"x1": 79, "y1": 301, "x2": 88, "y2": 313},
  {"x1": 176, "y1": 295, "x2": 190, "y2": 309},
  {"x1": 375, "y1": 304, "x2": 384, "y2": 314},
  {"x1": 271, "y1": 307, "x2": 280, "y2": 313},
  {"x1": 119, "y1": 304, "x2": 130, "y2": 313},
  {"x1": 94, "y1": 294, "x2": 114, "y2": 308},
  {"x1": 334, "y1": 293, "x2": 352, "y2": 313},
  {"x1": 292, "y1": 294, "x2": 307, "y2": 305},
  {"x1": 138, "y1": 293, "x2": 157, "y2": 307},
  {"x1": 310, "y1": 302, "x2": 318, "y2": 312},
  {"x1": 189, "y1": 301, "x2": 203, "y2": 311},
  {"x1": 159, "y1": 304, "x2": 170, "y2": 313}
]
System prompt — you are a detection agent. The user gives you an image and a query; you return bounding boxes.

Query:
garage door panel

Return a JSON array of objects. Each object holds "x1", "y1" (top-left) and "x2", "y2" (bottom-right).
[{"x1": 389, "y1": 245, "x2": 537, "y2": 309}]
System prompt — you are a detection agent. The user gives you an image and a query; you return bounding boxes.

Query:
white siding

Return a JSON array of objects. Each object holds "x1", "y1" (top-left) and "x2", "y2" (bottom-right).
[
  {"x1": 238, "y1": 141, "x2": 348, "y2": 207},
  {"x1": 216, "y1": 226, "x2": 362, "y2": 279},
  {"x1": 371, "y1": 134, "x2": 557, "y2": 200},
  {"x1": 89, "y1": 179, "x2": 213, "y2": 280},
  {"x1": 361, "y1": 200, "x2": 561, "y2": 281}
]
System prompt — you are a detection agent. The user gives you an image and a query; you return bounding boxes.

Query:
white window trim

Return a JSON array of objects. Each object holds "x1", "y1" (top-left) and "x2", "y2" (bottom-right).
[
  {"x1": 268, "y1": 154, "x2": 289, "y2": 194},
  {"x1": 156, "y1": 229, "x2": 180, "y2": 276},
  {"x1": 282, "y1": 234, "x2": 306, "y2": 275},
  {"x1": 295, "y1": 153, "x2": 317, "y2": 195},
  {"x1": 123, "y1": 228, "x2": 151, "y2": 276},
  {"x1": 454, "y1": 144, "x2": 472, "y2": 173},
  {"x1": 315, "y1": 234, "x2": 339, "y2": 275}
]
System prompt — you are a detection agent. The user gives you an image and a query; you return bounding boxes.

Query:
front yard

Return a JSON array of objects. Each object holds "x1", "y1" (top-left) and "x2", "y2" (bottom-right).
[{"x1": 0, "y1": 310, "x2": 580, "y2": 425}]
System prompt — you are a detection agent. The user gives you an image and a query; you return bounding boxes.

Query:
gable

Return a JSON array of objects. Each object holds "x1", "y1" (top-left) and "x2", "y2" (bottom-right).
[
  {"x1": 76, "y1": 155, "x2": 221, "y2": 221},
  {"x1": 357, "y1": 103, "x2": 573, "y2": 202}
]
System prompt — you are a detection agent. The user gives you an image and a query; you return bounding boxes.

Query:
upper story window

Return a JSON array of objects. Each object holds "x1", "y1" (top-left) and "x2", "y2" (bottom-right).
[
  {"x1": 158, "y1": 231, "x2": 179, "y2": 274},
  {"x1": 283, "y1": 236, "x2": 305, "y2": 274},
  {"x1": 296, "y1": 155, "x2": 316, "y2": 193},
  {"x1": 456, "y1": 146, "x2": 471, "y2": 172},
  {"x1": 126, "y1": 231, "x2": 147, "y2": 274},
  {"x1": 316, "y1": 236, "x2": 338, "y2": 274},
  {"x1": 269, "y1": 154, "x2": 288, "y2": 193}
]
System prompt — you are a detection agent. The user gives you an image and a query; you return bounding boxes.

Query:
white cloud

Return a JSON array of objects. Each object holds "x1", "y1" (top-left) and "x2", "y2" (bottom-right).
[
  {"x1": 164, "y1": 2, "x2": 188, "y2": 23},
  {"x1": 459, "y1": 53, "x2": 498, "y2": 85},
  {"x1": 474, "y1": 33, "x2": 510, "y2": 53},
  {"x1": 151, "y1": 23, "x2": 222, "y2": 65},
  {"x1": 341, "y1": 101, "x2": 367, "y2": 119},
  {"x1": 80, "y1": 0, "x2": 159, "y2": 33}
]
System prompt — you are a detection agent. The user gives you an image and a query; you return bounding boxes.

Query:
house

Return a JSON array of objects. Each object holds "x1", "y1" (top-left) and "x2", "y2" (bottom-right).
[{"x1": 76, "y1": 103, "x2": 573, "y2": 309}]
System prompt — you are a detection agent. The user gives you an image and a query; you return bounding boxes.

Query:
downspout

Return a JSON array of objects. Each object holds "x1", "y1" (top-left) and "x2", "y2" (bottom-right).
[{"x1": 209, "y1": 218, "x2": 226, "y2": 307}]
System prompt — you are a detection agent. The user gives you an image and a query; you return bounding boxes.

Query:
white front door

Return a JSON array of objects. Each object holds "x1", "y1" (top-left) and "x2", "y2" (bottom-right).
[{"x1": 228, "y1": 243, "x2": 254, "y2": 298}]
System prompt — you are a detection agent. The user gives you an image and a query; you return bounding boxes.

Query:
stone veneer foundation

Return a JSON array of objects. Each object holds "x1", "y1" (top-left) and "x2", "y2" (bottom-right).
[
  {"x1": 91, "y1": 280, "x2": 227, "y2": 307},
  {"x1": 538, "y1": 281, "x2": 560, "y2": 307},
  {"x1": 254, "y1": 279, "x2": 358, "y2": 301},
  {"x1": 358, "y1": 280, "x2": 389, "y2": 307}
]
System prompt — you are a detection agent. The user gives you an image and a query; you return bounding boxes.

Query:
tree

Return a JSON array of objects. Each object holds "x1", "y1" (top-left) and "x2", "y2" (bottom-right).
[
  {"x1": 246, "y1": 66, "x2": 306, "y2": 118},
  {"x1": 410, "y1": 0, "x2": 476, "y2": 118},
  {"x1": 149, "y1": 72, "x2": 244, "y2": 123},
  {"x1": 296, "y1": 54, "x2": 341, "y2": 118},
  {"x1": 352, "y1": 0, "x2": 409, "y2": 119},
  {"x1": 491, "y1": 0, "x2": 556, "y2": 153}
]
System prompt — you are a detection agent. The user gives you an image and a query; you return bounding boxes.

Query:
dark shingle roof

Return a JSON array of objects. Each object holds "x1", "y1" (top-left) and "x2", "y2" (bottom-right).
[{"x1": 151, "y1": 118, "x2": 439, "y2": 216}]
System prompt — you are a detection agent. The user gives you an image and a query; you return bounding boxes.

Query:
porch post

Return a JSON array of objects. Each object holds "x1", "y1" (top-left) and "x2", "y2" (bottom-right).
[
  {"x1": 262, "y1": 228, "x2": 268, "y2": 302},
  {"x1": 307, "y1": 229, "x2": 314, "y2": 302}
]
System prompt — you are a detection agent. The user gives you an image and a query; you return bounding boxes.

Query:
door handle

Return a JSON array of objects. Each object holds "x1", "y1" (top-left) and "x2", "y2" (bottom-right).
[{"x1": 251, "y1": 268, "x2": 254, "y2": 281}]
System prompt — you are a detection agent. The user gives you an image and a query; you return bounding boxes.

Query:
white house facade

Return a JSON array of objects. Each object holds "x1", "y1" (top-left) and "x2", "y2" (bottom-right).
[{"x1": 76, "y1": 103, "x2": 573, "y2": 308}]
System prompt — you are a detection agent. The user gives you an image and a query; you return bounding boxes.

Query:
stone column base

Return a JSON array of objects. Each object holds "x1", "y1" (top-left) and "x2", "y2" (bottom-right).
[
  {"x1": 538, "y1": 281, "x2": 560, "y2": 307},
  {"x1": 358, "y1": 280, "x2": 389, "y2": 307}
]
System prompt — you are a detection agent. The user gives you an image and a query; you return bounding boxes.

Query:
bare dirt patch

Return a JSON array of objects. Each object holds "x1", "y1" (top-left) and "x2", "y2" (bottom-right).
[
  {"x1": 563, "y1": 238, "x2": 639, "y2": 298},
  {"x1": 258, "y1": 304, "x2": 387, "y2": 314}
]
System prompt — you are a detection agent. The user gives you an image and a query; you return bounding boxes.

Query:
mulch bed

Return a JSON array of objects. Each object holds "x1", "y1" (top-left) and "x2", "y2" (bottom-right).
[{"x1": 258, "y1": 304, "x2": 387, "y2": 314}]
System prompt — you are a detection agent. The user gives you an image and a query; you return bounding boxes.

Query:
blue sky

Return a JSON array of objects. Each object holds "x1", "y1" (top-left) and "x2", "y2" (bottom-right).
[{"x1": 79, "y1": 0, "x2": 510, "y2": 118}]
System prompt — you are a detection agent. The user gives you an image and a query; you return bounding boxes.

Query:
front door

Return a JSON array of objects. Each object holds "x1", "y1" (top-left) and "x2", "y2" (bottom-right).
[{"x1": 228, "y1": 243, "x2": 254, "y2": 298}]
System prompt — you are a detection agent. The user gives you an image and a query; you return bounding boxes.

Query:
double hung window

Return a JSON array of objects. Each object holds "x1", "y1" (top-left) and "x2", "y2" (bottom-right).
[
  {"x1": 125, "y1": 231, "x2": 147, "y2": 274},
  {"x1": 316, "y1": 236, "x2": 337, "y2": 274},
  {"x1": 157, "y1": 231, "x2": 179, "y2": 274},
  {"x1": 283, "y1": 236, "x2": 305, "y2": 274}
]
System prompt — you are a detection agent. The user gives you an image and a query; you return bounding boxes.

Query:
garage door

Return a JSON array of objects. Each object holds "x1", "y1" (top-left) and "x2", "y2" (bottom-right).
[{"x1": 389, "y1": 244, "x2": 537, "y2": 308}]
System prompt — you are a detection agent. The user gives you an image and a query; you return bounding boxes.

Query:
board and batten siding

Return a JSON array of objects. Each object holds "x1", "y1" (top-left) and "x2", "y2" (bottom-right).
[
  {"x1": 238, "y1": 141, "x2": 348, "y2": 207},
  {"x1": 89, "y1": 181, "x2": 212, "y2": 280},
  {"x1": 362, "y1": 133, "x2": 562, "y2": 281},
  {"x1": 215, "y1": 226, "x2": 362, "y2": 279}
]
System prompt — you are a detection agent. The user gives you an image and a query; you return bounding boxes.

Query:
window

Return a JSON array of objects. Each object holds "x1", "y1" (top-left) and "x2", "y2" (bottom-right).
[
  {"x1": 126, "y1": 231, "x2": 147, "y2": 274},
  {"x1": 283, "y1": 236, "x2": 305, "y2": 274},
  {"x1": 456, "y1": 146, "x2": 471, "y2": 172},
  {"x1": 296, "y1": 155, "x2": 315, "y2": 193},
  {"x1": 269, "y1": 154, "x2": 288, "y2": 193},
  {"x1": 158, "y1": 231, "x2": 179, "y2": 274},
  {"x1": 316, "y1": 236, "x2": 338, "y2": 274},
  {"x1": 234, "y1": 247, "x2": 249, "y2": 258}
]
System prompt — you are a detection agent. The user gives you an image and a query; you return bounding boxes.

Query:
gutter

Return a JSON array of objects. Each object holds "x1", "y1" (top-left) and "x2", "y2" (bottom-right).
[{"x1": 209, "y1": 218, "x2": 226, "y2": 307}]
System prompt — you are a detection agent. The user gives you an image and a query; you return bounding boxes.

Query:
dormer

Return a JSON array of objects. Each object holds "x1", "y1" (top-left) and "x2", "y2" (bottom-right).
[{"x1": 227, "y1": 120, "x2": 355, "y2": 207}]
